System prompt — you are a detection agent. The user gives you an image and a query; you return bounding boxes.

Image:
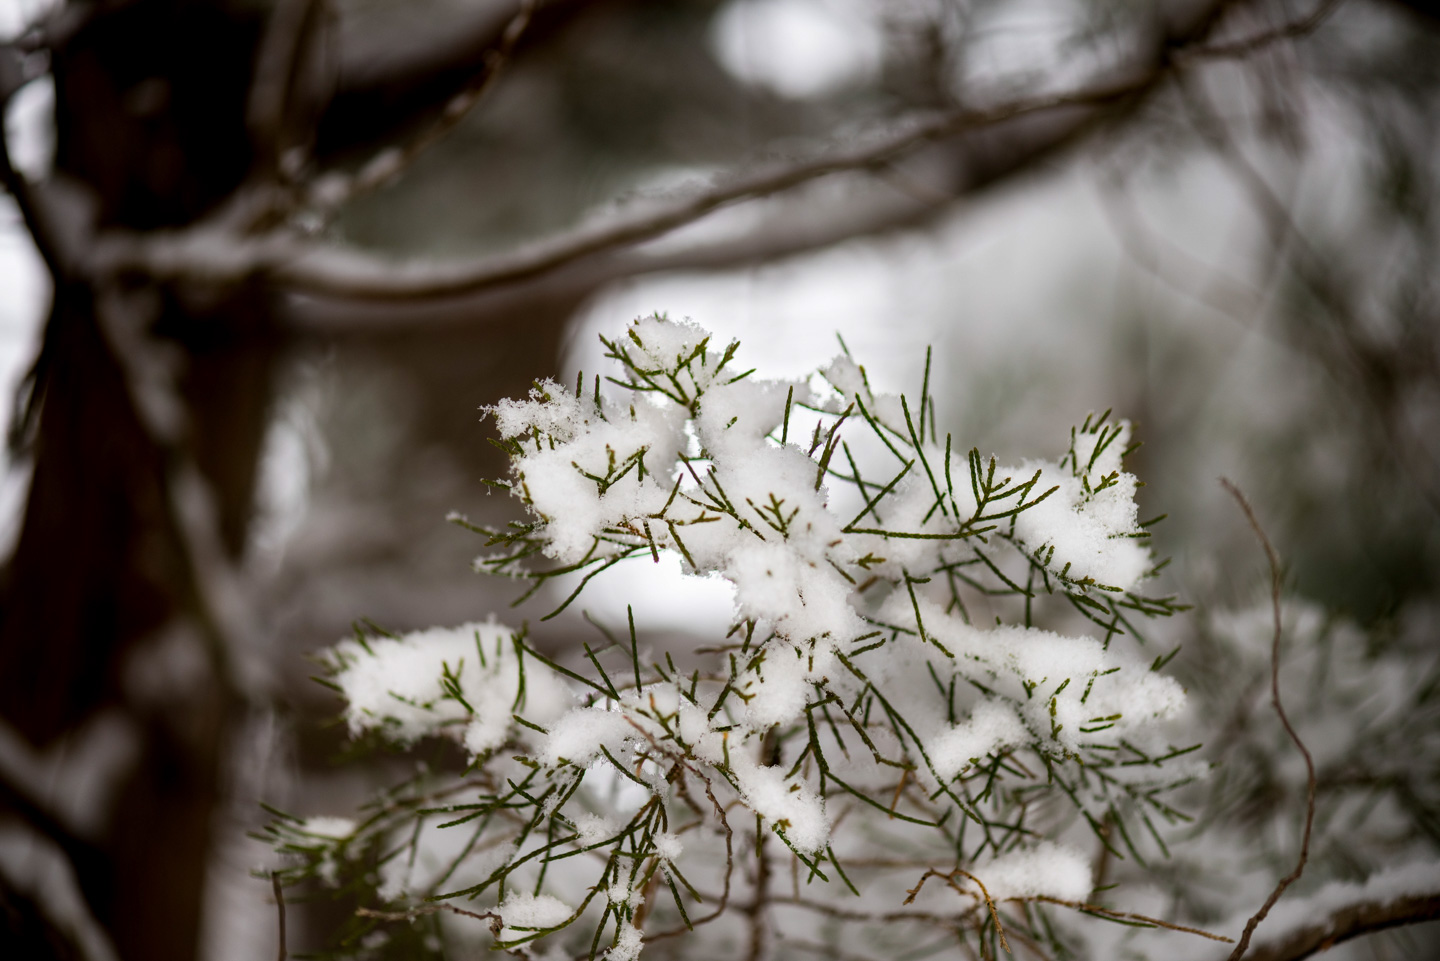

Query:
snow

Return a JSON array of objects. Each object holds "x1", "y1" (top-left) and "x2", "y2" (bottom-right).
[
  {"x1": 328, "y1": 620, "x2": 573, "y2": 757},
  {"x1": 494, "y1": 381, "x2": 687, "y2": 565},
  {"x1": 499, "y1": 892, "x2": 573, "y2": 931},
  {"x1": 959, "y1": 841, "x2": 1093, "y2": 902},
  {"x1": 1006, "y1": 418, "x2": 1152, "y2": 593},
  {"x1": 541, "y1": 707, "x2": 636, "y2": 767},
  {"x1": 608, "y1": 922, "x2": 645, "y2": 961},
  {"x1": 653, "y1": 832, "x2": 683, "y2": 862},
  {"x1": 299, "y1": 817, "x2": 356, "y2": 840},
  {"x1": 930, "y1": 699, "x2": 1029, "y2": 782},
  {"x1": 571, "y1": 812, "x2": 618, "y2": 847},
  {"x1": 1241, "y1": 858, "x2": 1440, "y2": 951},
  {"x1": 878, "y1": 594, "x2": 1186, "y2": 763},
  {"x1": 300, "y1": 314, "x2": 1198, "y2": 955},
  {"x1": 727, "y1": 744, "x2": 830, "y2": 854}
]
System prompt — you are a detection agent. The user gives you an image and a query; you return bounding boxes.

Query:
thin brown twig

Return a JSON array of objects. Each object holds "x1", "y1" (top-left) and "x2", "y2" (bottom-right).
[
  {"x1": 91, "y1": 287, "x2": 250, "y2": 700},
  {"x1": 1183, "y1": 77, "x2": 1440, "y2": 520},
  {"x1": 357, "y1": 903, "x2": 501, "y2": 925},
  {"x1": 76, "y1": 0, "x2": 1310, "y2": 317},
  {"x1": 1220, "y1": 479, "x2": 1316, "y2": 961},
  {"x1": 771, "y1": 894, "x2": 962, "y2": 927},
  {"x1": 0, "y1": 56, "x2": 69, "y2": 283},
  {"x1": 905, "y1": 868, "x2": 1010, "y2": 956},
  {"x1": 272, "y1": 872, "x2": 287, "y2": 961},
  {"x1": 746, "y1": 808, "x2": 772, "y2": 961},
  {"x1": 1027, "y1": 896, "x2": 1233, "y2": 943},
  {"x1": 955, "y1": 870, "x2": 1010, "y2": 957},
  {"x1": 1093, "y1": 166, "x2": 1268, "y2": 325},
  {"x1": 781, "y1": 937, "x2": 884, "y2": 961}
]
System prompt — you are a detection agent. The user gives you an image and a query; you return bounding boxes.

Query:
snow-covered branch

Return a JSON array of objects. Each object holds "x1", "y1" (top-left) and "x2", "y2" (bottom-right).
[
  {"x1": 1230, "y1": 861, "x2": 1440, "y2": 961},
  {"x1": 92, "y1": 73, "x2": 1159, "y2": 299},
  {"x1": 267, "y1": 315, "x2": 1198, "y2": 960},
  {"x1": 82, "y1": 0, "x2": 1265, "y2": 310}
]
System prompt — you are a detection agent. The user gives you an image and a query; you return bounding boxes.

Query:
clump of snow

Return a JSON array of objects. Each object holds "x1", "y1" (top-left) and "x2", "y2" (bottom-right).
[
  {"x1": 878, "y1": 594, "x2": 1186, "y2": 764},
  {"x1": 541, "y1": 707, "x2": 637, "y2": 767},
  {"x1": 728, "y1": 745, "x2": 830, "y2": 854},
  {"x1": 571, "y1": 812, "x2": 617, "y2": 847},
  {"x1": 499, "y1": 892, "x2": 573, "y2": 933},
  {"x1": 494, "y1": 380, "x2": 687, "y2": 566},
  {"x1": 328, "y1": 620, "x2": 573, "y2": 757},
  {"x1": 608, "y1": 923, "x2": 644, "y2": 961},
  {"x1": 300, "y1": 816, "x2": 356, "y2": 839},
  {"x1": 1009, "y1": 418, "x2": 1151, "y2": 593},
  {"x1": 959, "y1": 841, "x2": 1092, "y2": 902},
  {"x1": 653, "y1": 831, "x2": 683, "y2": 862},
  {"x1": 607, "y1": 883, "x2": 641, "y2": 908},
  {"x1": 930, "y1": 699, "x2": 1029, "y2": 782}
]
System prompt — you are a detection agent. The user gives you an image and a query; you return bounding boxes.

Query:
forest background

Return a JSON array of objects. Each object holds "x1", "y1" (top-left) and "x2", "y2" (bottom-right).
[{"x1": 0, "y1": 0, "x2": 1438, "y2": 959}]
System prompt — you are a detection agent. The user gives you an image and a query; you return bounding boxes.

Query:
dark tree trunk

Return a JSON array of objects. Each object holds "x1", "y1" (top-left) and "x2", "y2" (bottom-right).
[
  {"x1": 0, "y1": 4, "x2": 273, "y2": 959},
  {"x1": 0, "y1": 3, "x2": 584, "y2": 957}
]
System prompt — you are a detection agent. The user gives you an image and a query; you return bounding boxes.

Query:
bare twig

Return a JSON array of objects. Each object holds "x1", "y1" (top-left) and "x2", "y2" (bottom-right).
[
  {"x1": 1220, "y1": 479, "x2": 1317, "y2": 961},
  {"x1": 781, "y1": 938, "x2": 884, "y2": 961},
  {"x1": 769, "y1": 896, "x2": 959, "y2": 927},
  {"x1": 272, "y1": 872, "x2": 288, "y2": 961},
  {"x1": 304, "y1": 0, "x2": 535, "y2": 214},
  {"x1": 78, "y1": 0, "x2": 1317, "y2": 321},
  {"x1": 1184, "y1": 77, "x2": 1440, "y2": 518},
  {"x1": 955, "y1": 870, "x2": 1010, "y2": 957},
  {"x1": 905, "y1": 868, "x2": 1010, "y2": 955},
  {"x1": 643, "y1": 761, "x2": 736, "y2": 941},
  {"x1": 1093, "y1": 167, "x2": 1269, "y2": 325},
  {"x1": 248, "y1": 0, "x2": 328, "y2": 178},
  {"x1": 92, "y1": 288, "x2": 255, "y2": 699},
  {"x1": 357, "y1": 903, "x2": 500, "y2": 924},
  {"x1": 1028, "y1": 896, "x2": 1233, "y2": 943}
]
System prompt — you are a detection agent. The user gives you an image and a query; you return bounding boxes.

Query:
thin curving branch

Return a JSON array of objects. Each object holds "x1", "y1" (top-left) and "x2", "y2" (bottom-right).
[
  {"x1": 301, "y1": 0, "x2": 536, "y2": 217},
  {"x1": 313, "y1": 0, "x2": 577, "y2": 160},
  {"x1": 91, "y1": 70, "x2": 1163, "y2": 300},
  {"x1": 271, "y1": 872, "x2": 288, "y2": 961},
  {"x1": 1220, "y1": 480, "x2": 1317, "y2": 961},
  {"x1": 90, "y1": 0, "x2": 1319, "y2": 311}
]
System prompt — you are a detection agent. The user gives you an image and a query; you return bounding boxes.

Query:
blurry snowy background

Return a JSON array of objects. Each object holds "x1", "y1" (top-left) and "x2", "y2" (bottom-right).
[{"x1": 1, "y1": 0, "x2": 1438, "y2": 959}]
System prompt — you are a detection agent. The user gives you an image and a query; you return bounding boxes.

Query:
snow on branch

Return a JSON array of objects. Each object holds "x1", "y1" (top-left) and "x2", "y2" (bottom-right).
[
  {"x1": 1233, "y1": 860, "x2": 1440, "y2": 961},
  {"x1": 82, "y1": 0, "x2": 1267, "y2": 307},
  {"x1": 92, "y1": 73, "x2": 1159, "y2": 300},
  {"x1": 266, "y1": 315, "x2": 1202, "y2": 960}
]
